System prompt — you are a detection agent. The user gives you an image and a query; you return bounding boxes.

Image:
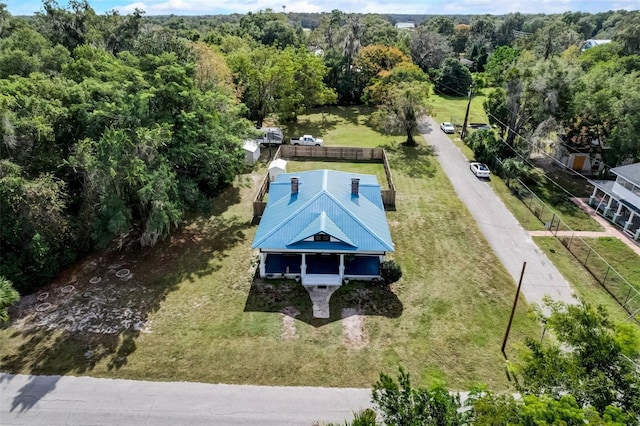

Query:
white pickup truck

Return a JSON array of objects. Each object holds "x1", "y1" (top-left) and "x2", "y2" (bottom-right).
[{"x1": 290, "y1": 135, "x2": 323, "y2": 146}]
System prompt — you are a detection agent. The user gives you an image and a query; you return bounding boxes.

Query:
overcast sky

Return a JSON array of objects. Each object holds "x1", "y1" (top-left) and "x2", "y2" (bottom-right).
[{"x1": 5, "y1": 0, "x2": 638, "y2": 16}]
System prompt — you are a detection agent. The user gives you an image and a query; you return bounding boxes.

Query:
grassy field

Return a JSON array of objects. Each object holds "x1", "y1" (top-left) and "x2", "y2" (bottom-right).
[{"x1": 1, "y1": 107, "x2": 540, "y2": 391}]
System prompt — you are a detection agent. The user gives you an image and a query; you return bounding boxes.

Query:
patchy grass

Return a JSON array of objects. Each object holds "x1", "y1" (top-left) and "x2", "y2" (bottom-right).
[
  {"x1": 1, "y1": 107, "x2": 539, "y2": 391},
  {"x1": 533, "y1": 237, "x2": 640, "y2": 328}
]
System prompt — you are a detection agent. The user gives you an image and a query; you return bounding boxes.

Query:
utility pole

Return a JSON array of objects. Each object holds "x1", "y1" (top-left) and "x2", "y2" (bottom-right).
[
  {"x1": 501, "y1": 261, "x2": 527, "y2": 359},
  {"x1": 461, "y1": 84, "x2": 473, "y2": 139}
]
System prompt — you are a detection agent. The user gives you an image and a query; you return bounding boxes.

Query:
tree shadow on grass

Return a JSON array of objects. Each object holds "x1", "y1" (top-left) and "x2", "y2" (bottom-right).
[
  {"x1": 381, "y1": 141, "x2": 437, "y2": 179},
  {"x1": 244, "y1": 279, "x2": 403, "y2": 327},
  {"x1": 1, "y1": 183, "x2": 252, "y2": 411}
]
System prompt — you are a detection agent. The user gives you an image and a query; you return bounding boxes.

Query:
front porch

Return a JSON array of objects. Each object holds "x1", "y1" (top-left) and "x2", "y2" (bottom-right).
[
  {"x1": 588, "y1": 184, "x2": 640, "y2": 242},
  {"x1": 260, "y1": 252, "x2": 383, "y2": 283}
]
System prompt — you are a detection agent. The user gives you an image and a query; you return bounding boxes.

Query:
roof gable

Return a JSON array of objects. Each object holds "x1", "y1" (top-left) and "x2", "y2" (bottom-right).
[
  {"x1": 287, "y1": 211, "x2": 356, "y2": 246},
  {"x1": 252, "y1": 169, "x2": 394, "y2": 252}
]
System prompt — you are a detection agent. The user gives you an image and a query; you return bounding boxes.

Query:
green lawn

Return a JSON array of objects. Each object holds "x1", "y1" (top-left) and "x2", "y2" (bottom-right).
[
  {"x1": 533, "y1": 237, "x2": 640, "y2": 326},
  {"x1": 430, "y1": 91, "x2": 491, "y2": 128},
  {"x1": 1, "y1": 107, "x2": 540, "y2": 391}
]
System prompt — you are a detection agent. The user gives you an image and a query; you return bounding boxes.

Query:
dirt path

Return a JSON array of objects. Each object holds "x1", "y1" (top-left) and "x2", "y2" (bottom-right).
[{"x1": 280, "y1": 306, "x2": 299, "y2": 340}]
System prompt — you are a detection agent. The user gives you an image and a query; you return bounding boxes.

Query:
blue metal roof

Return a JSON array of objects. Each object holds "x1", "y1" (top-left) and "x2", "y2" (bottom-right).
[{"x1": 252, "y1": 169, "x2": 394, "y2": 252}]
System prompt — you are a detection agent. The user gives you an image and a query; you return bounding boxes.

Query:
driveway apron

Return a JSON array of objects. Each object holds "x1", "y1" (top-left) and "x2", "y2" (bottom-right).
[{"x1": 422, "y1": 118, "x2": 576, "y2": 307}]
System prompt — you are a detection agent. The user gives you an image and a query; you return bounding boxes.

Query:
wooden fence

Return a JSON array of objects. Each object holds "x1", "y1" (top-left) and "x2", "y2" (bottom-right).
[{"x1": 252, "y1": 146, "x2": 396, "y2": 222}]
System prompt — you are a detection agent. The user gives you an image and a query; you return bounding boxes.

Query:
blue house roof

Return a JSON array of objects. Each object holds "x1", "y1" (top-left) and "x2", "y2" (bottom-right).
[{"x1": 252, "y1": 169, "x2": 394, "y2": 252}]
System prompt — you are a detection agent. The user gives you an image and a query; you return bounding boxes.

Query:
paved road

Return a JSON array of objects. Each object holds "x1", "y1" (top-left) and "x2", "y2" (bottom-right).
[
  {"x1": 422, "y1": 118, "x2": 576, "y2": 307},
  {"x1": 0, "y1": 374, "x2": 372, "y2": 425}
]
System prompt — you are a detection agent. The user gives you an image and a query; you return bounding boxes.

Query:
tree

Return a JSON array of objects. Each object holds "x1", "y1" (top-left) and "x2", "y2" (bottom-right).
[
  {"x1": 0, "y1": 276, "x2": 19, "y2": 323},
  {"x1": 425, "y1": 16, "x2": 455, "y2": 37},
  {"x1": 363, "y1": 62, "x2": 428, "y2": 106},
  {"x1": 435, "y1": 58, "x2": 472, "y2": 96},
  {"x1": 512, "y1": 299, "x2": 640, "y2": 420},
  {"x1": 410, "y1": 27, "x2": 452, "y2": 73},
  {"x1": 465, "y1": 129, "x2": 512, "y2": 168},
  {"x1": 372, "y1": 368, "x2": 464, "y2": 426},
  {"x1": 614, "y1": 12, "x2": 640, "y2": 55},
  {"x1": 482, "y1": 88, "x2": 509, "y2": 138},
  {"x1": 0, "y1": 161, "x2": 74, "y2": 293},
  {"x1": 500, "y1": 157, "x2": 528, "y2": 188},
  {"x1": 484, "y1": 46, "x2": 520, "y2": 86},
  {"x1": 372, "y1": 81, "x2": 431, "y2": 146},
  {"x1": 355, "y1": 44, "x2": 410, "y2": 95},
  {"x1": 360, "y1": 15, "x2": 399, "y2": 47}
]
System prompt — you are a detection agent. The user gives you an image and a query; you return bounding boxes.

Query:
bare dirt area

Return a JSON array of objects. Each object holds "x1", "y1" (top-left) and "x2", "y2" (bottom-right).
[
  {"x1": 10, "y1": 252, "x2": 154, "y2": 336},
  {"x1": 7, "y1": 222, "x2": 212, "y2": 338},
  {"x1": 341, "y1": 307, "x2": 367, "y2": 349},
  {"x1": 280, "y1": 306, "x2": 300, "y2": 340}
]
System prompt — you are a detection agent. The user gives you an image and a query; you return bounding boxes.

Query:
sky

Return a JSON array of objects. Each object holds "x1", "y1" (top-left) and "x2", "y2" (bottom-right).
[{"x1": 5, "y1": 0, "x2": 638, "y2": 16}]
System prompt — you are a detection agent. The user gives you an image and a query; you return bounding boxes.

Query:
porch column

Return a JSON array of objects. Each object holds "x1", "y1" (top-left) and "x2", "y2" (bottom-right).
[
  {"x1": 635, "y1": 227, "x2": 640, "y2": 241},
  {"x1": 301, "y1": 253, "x2": 307, "y2": 279},
  {"x1": 339, "y1": 254, "x2": 345, "y2": 280},
  {"x1": 612, "y1": 203, "x2": 624, "y2": 223},
  {"x1": 259, "y1": 253, "x2": 266, "y2": 278},
  {"x1": 624, "y1": 211, "x2": 636, "y2": 231},
  {"x1": 604, "y1": 196, "x2": 614, "y2": 217},
  {"x1": 589, "y1": 186, "x2": 598, "y2": 206}
]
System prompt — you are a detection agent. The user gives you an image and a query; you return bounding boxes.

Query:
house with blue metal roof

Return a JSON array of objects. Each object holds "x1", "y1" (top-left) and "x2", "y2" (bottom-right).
[{"x1": 252, "y1": 169, "x2": 394, "y2": 287}]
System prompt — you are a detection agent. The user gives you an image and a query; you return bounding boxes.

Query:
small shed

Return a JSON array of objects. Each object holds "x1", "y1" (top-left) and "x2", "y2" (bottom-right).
[
  {"x1": 243, "y1": 140, "x2": 260, "y2": 165},
  {"x1": 268, "y1": 158, "x2": 287, "y2": 182}
]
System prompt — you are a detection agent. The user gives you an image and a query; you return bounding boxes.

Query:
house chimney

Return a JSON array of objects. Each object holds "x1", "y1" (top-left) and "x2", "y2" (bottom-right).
[
  {"x1": 291, "y1": 176, "x2": 299, "y2": 194},
  {"x1": 351, "y1": 177, "x2": 360, "y2": 195}
]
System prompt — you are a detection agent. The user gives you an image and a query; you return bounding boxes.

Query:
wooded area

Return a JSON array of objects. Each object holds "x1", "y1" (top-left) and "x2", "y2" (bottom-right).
[{"x1": 1, "y1": 1, "x2": 639, "y2": 298}]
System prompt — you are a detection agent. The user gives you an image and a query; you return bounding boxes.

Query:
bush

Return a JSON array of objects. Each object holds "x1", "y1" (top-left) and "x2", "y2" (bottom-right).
[{"x1": 380, "y1": 260, "x2": 402, "y2": 284}]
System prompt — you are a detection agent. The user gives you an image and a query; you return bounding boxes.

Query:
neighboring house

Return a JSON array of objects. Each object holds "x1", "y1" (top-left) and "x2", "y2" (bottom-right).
[
  {"x1": 395, "y1": 22, "x2": 415, "y2": 30},
  {"x1": 242, "y1": 140, "x2": 260, "y2": 165},
  {"x1": 582, "y1": 39, "x2": 612, "y2": 51},
  {"x1": 589, "y1": 162, "x2": 640, "y2": 240},
  {"x1": 252, "y1": 169, "x2": 394, "y2": 287}
]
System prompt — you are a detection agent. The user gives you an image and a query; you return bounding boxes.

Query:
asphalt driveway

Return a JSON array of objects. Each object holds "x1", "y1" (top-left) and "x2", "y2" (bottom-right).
[{"x1": 421, "y1": 117, "x2": 576, "y2": 307}]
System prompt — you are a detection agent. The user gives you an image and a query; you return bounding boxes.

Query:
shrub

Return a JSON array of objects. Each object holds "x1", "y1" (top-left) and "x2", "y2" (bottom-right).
[{"x1": 380, "y1": 260, "x2": 402, "y2": 284}]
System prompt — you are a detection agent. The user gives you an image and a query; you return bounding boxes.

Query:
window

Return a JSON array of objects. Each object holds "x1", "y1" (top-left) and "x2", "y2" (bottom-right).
[{"x1": 314, "y1": 234, "x2": 330, "y2": 242}]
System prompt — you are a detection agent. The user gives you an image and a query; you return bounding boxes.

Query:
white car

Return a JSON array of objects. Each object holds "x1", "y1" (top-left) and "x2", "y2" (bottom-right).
[
  {"x1": 470, "y1": 162, "x2": 490, "y2": 178},
  {"x1": 440, "y1": 122, "x2": 455, "y2": 134}
]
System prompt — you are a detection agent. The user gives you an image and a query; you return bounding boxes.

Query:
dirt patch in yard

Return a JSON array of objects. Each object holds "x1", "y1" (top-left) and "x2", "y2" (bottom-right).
[
  {"x1": 280, "y1": 306, "x2": 300, "y2": 340},
  {"x1": 10, "y1": 251, "x2": 155, "y2": 336},
  {"x1": 342, "y1": 308, "x2": 367, "y2": 349}
]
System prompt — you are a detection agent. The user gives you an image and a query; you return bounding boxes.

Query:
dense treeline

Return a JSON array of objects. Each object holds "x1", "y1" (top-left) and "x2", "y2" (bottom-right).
[{"x1": 1, "y1": 1, "x2": 639, "y2": 298}]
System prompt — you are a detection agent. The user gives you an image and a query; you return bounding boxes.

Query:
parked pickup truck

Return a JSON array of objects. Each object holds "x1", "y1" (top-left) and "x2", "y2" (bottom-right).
[{"x1": 290, "y1": 135, "x2": 324, "y2": 146}]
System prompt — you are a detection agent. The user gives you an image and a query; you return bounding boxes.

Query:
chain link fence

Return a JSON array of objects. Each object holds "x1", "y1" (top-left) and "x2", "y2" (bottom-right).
[{"x1": 513, "y1": 180, "x2": 640, "y2": 322}]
